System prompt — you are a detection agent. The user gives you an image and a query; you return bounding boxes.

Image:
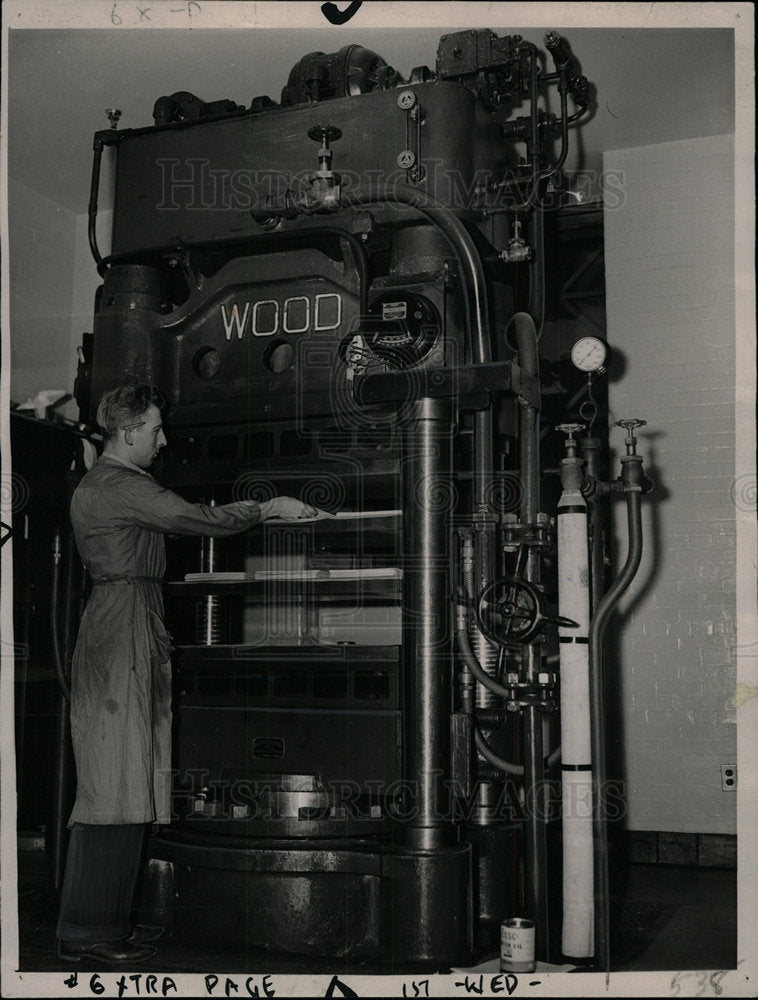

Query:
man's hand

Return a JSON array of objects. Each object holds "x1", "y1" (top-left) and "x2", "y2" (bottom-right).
[{"x1": 258, "y1": 497, "x2": 319, "y2": 521}]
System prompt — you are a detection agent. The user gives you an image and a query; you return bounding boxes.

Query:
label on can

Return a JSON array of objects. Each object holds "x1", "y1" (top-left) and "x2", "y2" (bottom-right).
[{"x1": 500, "y1": 917, "x2": 536, "y2": 973}]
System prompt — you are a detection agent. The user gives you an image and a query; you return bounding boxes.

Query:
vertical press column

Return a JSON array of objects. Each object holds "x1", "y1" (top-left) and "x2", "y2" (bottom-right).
[{"x1": 402, "y1": 396, "x2": 454, "y2": 850}]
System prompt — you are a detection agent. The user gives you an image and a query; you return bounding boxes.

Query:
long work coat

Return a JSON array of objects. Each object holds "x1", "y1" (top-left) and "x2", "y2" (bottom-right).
[{"x1": 68, "y1": 454, "x2": 261, "y2": 826}]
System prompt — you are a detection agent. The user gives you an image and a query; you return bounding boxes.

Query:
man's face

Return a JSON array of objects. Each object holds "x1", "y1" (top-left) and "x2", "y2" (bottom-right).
[{"x1": 124, "y1": 404, "x2": 167, "y2": 469}]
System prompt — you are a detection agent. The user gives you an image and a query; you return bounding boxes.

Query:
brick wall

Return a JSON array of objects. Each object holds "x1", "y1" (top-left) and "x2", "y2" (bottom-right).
[{"x1": 603, "y1": 135, "x2": 736, "y2": 834}]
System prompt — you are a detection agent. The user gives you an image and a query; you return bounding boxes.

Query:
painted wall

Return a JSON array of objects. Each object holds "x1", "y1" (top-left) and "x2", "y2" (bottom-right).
[
  {"x1": 604, "y1": 134, "x2": 737, "y2": 834},
  {"x1": 8, "y1": 179, "x2": 79, "y2": 415}
]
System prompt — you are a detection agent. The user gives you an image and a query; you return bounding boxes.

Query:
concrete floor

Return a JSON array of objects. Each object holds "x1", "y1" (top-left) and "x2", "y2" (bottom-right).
[
  {"x1": 11, "y1": 847, "x2": 737, "y2": 977},
  {"x1": 610, "y1": 864, "x2": 737, "y2": 972}
]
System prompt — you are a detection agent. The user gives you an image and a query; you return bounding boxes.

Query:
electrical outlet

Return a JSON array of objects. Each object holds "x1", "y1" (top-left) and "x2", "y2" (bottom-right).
[{"x1": 721, "y1": 764, "x2": 737, "y2": 791}]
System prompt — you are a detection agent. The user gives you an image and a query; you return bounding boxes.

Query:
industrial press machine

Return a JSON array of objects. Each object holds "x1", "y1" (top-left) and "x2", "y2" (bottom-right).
[{"x1": 65, "y1": 29, "x2": 650, "y2": 968}]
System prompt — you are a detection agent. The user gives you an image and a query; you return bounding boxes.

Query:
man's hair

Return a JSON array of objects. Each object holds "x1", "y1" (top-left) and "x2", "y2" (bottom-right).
[{"x1": 96, "y1": 384, "x2": 165, "y2": 441}]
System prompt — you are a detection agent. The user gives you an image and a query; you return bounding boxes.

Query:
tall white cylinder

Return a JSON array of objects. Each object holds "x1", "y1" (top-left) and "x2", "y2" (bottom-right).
[{"x1": 557, "y1": 487, "x2": 594, "y2": 958}]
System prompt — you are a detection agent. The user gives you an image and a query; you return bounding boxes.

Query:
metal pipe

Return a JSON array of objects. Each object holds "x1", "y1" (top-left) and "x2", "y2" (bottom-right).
[
  {"x1": 402, "y1": 397, "x2": 454, "y2": 849},
  {"x1": 473, "y1": 723, "x2": 561, "y2": 778},
  {"x1": 346, "y1": 185, "x2": 502, "y2": 848},
  {"x1": 463, "y1": 532, "x2": 503, "y2": 747},
  {"x1": 49, "y1": 529, "x2": 75, "y2": 889},
  {"x1": 457, "y1": 603, "x2": 561, "y2": 778},
  {"x1": 51, "y1": 692, "x2": 73, "y2": 890},
  {"x1": 88, "y1": 140, "x2": 104, "y2": 264},
  {"x1": 343, "y1": 186, "x2": 491, "y2": 367},
  {"x1": 540, "y1": 82, "x2": 570, "y2": 183},
  {"x1": 528, "y1": 207, "x2": 545, "y2": 330},
  {"x1": 514, "y1": 312, "x2": 549, "y2": 960},
  {"x1": 474, "y1": 724, "x2": 521, "y2": 776},
  {"x1": 61, "y1": 529, "x2": 76, "y2": 685},
  {"x1": 513, "y1": 314, "x2": 540, "y2": 574},
  {"x1": 456, "y1": 606, "x2": 512, "y2": 702},
  {"x1": 484, "y1": 45, "x2": 588, "y2": 216},
  {"x1": 581, "y1": 436, "x2": 606, "y2": 614},
  {"x1": 343, "y1": 190, "x2": 495, "y2": 609},
  {"x1": 588, "y1": 487, "x2": 643, "y2": 971},
  {"x1": 471, "y1": 411, "x2": 497, "y2": 709},
  {"x1": 50, "y1": 531, "x2": 71, "y2": 701},
  {"x1": 519, "y1": 42, "x2": 541, "y2": 212},
  {"x1": 474, "y1": 409, "x2": 494, "y2": 512}
]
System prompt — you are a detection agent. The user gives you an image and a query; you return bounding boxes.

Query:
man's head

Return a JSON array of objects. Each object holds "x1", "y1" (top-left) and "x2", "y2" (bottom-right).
[{"x1": 97, "y1": 384, "x2": 167, "y2": 469}]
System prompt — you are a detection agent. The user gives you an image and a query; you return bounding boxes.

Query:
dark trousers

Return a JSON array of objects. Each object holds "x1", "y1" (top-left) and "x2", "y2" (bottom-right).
[{"x1": 57, "y1": 823, "x2": 147, "y2": 942}]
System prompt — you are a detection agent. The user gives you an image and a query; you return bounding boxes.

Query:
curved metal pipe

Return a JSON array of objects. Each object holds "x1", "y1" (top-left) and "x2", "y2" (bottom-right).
[
  {"x1": 567, "y1": 103, "x2": 589, "y2": 125},
  {"x1": 88, "y1": 140, "x2": 104, "y2": 265},
  {"x1": 342, "y1": 185, "x2": 491, "y2": 366},
  {"x1": 484, "y1": 52, "x2": 586, "y2": 215},
  {"x1": 474, "y1": 724, "x2": 521, "y2": 776},
  {"x1": 457, "y1": 609, "x2": 561, "y2": 776},
  {"x1": 514, "y1": 312, "x2": 539, "y2": 389},
  {"x1": 540, "y1": 82, "x2": 570, "y2": 184},
  {"x1": 456, "y1": 612, "x2": 512, "y2": 701},
  {"x1": 343, "y1": 186, "x2": 494, "y2": 522},
  {"x1": 473, "y1": 721, "x2": 561, "y2": 777},
  {"x1": 588, "y1": 488, "x2": 643, "y2": 971}
]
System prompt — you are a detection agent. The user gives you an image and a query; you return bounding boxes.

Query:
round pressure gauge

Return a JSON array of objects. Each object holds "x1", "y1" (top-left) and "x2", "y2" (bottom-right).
[{"x1": 570, "y1": 336, "x2": 610, "y2": 375}]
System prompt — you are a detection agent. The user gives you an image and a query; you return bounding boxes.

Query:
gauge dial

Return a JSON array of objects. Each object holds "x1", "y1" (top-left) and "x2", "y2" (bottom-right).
[
  {"x1": 570, "y1": 336, "x2": 609, "y2": 374},
  {"x1": 397, "y1": 89, "x2": 417, "y2": 111}
]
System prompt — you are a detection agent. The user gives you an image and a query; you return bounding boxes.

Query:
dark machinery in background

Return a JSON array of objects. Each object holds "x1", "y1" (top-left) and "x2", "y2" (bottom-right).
[{"x1": 17, "y1": 28, "x2": 651, "y2": 970}]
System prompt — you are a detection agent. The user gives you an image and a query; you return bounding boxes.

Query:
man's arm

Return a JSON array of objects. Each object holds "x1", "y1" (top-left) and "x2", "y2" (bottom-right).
[
  {"x1": 116, "y1": 474, "x2": 314, "y2": 536},
  {"x1": 118, "y1": 474, "x2": 262, "y2": 536}
]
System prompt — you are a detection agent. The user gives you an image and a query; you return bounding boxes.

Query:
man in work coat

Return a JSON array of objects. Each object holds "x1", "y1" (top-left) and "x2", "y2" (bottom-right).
[{"x1": 57, "y1": 384, "x2": 316, "y2": 965}]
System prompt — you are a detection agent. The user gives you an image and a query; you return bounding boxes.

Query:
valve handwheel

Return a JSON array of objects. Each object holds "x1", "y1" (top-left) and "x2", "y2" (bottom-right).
[
  {"x1": 306, "y1": 125, "x2": 343, "y2": 181},
  {"x1": 476, "y1": 577, "x2": 578, "y2": 645},
  {"x1": 307, "y1": 124, "x2": 343, "y2": 145}
]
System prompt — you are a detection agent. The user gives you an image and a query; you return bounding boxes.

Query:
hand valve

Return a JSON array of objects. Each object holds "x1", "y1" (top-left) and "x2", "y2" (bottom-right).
[
  {"x1": 616, "y1": 418, "x2": 646, "y2": 455},
  {"x1": 307, "y1": 124, "x2": 342, "y2": 175},
  {"x1": 500, "y1": 219, "x2": 532, "y2": 263},
  {"x1": 556, "y1": 423, "x2": 585, "y2": 461},
  {"x1": 476, "y1": 577, "x2": 579, "y2": 645},
  {"x1": 556, "y1": 422, "x2": 584, "y2": 441}
]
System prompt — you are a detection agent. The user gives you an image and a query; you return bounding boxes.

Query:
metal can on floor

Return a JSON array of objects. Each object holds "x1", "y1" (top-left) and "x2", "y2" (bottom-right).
[{"x1": 500, "y1": 917, "x2": 536, "y2": 973}]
